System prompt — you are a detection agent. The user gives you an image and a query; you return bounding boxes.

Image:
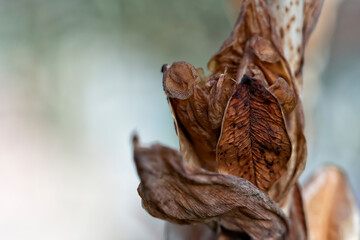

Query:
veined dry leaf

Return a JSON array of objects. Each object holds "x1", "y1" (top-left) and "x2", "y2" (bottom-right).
[
  {"x1": 219, "y1": 0, "x2": 316, "y2": 205},
  {"x1": 217, "y1": 75, "x2": 291, "y2": 192},
  {"x1": 133, "y1": 136, "x2": 289, "y2": 240},
  {"x1": 303, "y1": 166, "x2": 360, "y2": 240}
]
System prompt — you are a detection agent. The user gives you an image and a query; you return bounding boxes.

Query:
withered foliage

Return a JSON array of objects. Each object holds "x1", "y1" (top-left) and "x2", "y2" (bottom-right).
[
  {"x1": 129, "y1": 0, "x2": 351, "y2": 239},
  {"x1": 162, "y1": 0, "x2": 304, "y2": 202},
  {"x1": 217, "y1": 76, "x2": 291, "y2": 192},
  {"x1": 134, "y1": 137, "x2": 288, "y2": 240}
]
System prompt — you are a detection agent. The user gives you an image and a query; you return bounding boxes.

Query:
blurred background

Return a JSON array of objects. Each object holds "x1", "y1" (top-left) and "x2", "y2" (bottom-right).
[{"x1": 0, "y1": 0, "x2": 359, "y2": 239}]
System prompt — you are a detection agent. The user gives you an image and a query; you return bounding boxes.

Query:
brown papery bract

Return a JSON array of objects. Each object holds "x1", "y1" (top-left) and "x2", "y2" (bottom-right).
[
  {"x1": 163, "y1": 61, "x2": 236, "y2": 171},
  {"x1": 269, "y1": 103, "x2": 307, "y2": 203},
  {"x1": 217, "y1": 76, "x2": 291, "y2": 193}
]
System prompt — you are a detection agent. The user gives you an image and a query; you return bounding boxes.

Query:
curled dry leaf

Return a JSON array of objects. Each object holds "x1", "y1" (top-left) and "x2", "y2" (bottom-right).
[
  {"x1": 209, "y1": 0, "x2": 293, "y2": 90},
  {"x1": 165, "y1": 182, "x2": 308, "y2": 240},
  {"x1": 217, "y1": 76, "x2": 291, "y2": 192},
  {"x1": 303, "y1": 166, "x2": 360, "y2": 240},
  {"x1": 133, "y1": 136, "x2": 289, "y2": 240}
]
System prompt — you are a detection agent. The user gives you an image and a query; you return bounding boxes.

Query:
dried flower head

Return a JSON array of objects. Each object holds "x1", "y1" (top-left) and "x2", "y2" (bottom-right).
[{"x1": 133, "y1": 0, "x2": 328, "y2": 239}]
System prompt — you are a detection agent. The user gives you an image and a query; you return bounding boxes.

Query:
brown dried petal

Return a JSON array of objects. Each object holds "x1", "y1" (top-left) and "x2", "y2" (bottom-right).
[
  {"x1": 163, "y1": 62, "x2": 237, "y2": 171},
  {"x1": 169, "y1": 104, "x2": 204, "y2": 168},
  {"x1": 217, "y1": 76, "x2": 291, "y2": 192},
  {"x1": 163, "y1": 61, "x2": 197, "y2": 99},
  {"x1": 303, "y1": 166, "x2": 360, "y2": 240},
  {"x1": 208, "y1": 0, "x2": 273, "y2": 78},
  {"x1": 133, "y1": 136, "x2": 289, "y2": 240},
  {"x1": 268, "y1": 77, "x2": 297, "y2": 114},
  {"x1": 249, "y1": 35, "x2": 281, "y2": 63},
  {"x1": 269, "y1": 103, "x2": 307, "y2": 203},
  {"x1": 210, "y1": 0, "x2": 295, "y2": 106},
  {"x1": 208, "y1": 73, "x2": 237, "y2": 129},
  {"x1": 163, "y1": 62, "x2": 218, "y2": 170},
  {"x1": 246, "y1": 35, "x2": 293, "y2": 89}
]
